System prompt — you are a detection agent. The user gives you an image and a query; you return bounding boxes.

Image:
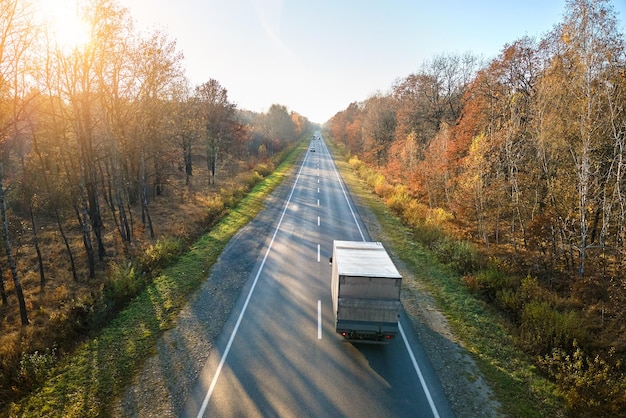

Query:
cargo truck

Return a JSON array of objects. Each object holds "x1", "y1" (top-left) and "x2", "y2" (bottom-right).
[{"x1": 330, "y1": 240, "x2": 402, "y2": 342}]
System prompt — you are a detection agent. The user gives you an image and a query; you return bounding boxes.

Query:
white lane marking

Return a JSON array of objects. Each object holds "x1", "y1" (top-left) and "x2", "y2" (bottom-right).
[
  {"x1": 318, "y1": 187, "x2": 320, "y2": 193},
  {"x1": 317, "y1": 244, "x2": 320, "y2": 262},
  {"x1": 321, "y1": 137, "x2": 441, "y2": 418},
  {"x1": 317, "y1": 216, "x2": 320, "y2": 226},
  {"x1": 317, "y1": 199, "x2": 319, "y2": 206},
  {"x1": 400, "y1": 323, "x2": 440, "y2": 418},
  {"x1": 196, "y1": 149, "x2": 310, "y2": 418},
  {"x1": 317, "y1": 300, "x2": 322, "y2": 339},
  {"x1": 322, "y1": 143, "x2": 365, "y2": 240}
]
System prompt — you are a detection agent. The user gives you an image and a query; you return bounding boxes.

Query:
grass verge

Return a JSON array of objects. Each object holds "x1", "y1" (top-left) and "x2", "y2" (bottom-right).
[
  {"x1": 329, "y1": 144, "x2": 564, "y2": 417},
  {"x1": 8, "y1": 141, "x2": 307, "y2": 418}
]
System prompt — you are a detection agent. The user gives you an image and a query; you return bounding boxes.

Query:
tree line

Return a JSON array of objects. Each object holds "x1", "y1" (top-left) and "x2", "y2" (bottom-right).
[
  {"x1": 329, "y1": 0, "x2": 626, "y2": 413},
  {"x1": 0, "y1": 0, "x2": 310, "y2": 331}
]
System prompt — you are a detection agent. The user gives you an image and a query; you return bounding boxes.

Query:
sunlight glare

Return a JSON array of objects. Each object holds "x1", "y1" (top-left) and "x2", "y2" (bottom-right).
[{"x1": 37, "y1": 0, "x2": 90, "y2": 52}]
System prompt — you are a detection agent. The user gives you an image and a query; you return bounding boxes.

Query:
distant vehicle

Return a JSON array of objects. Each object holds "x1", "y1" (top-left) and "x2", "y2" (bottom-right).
[
  {"x1": 330, "y1": 240, "x2": 402, "y2": 342},
  {"x1": 310, "y1": 148, "x2": 315, "y2": 152}
]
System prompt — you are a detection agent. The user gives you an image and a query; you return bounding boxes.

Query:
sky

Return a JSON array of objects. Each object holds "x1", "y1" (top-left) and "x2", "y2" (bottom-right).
[{"x1": 120, "y1": 0, "x2": 626, "y2": 124}]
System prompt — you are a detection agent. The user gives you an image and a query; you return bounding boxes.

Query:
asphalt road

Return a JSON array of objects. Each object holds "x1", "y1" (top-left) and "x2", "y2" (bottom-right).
[{"x1": 183, "y1": 133, "x2": 455, "y2": 418}]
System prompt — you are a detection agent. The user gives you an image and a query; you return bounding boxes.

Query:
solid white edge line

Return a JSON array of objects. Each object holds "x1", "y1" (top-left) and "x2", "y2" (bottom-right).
[
  {"x1": 196, "y1": 148, "x2": 310, "y2": 418},
  {"x1": 399, "y1": 322, "x2": 440, "y2": 418},
  {"x1": 317, "y1": 300, "x2": 322, "y2": 339},
  {"x1": 321, "y1": 137, "x2": 440, "y2": 418}
]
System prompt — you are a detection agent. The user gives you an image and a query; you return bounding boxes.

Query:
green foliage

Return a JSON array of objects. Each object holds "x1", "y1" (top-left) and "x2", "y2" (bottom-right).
[
  {"x1": 413, "y1": 223, "x2": 447, "y2": 248},
  {"x1": 540, "y1": 342, "x2": 626, "y2": 416},
  {"x1": 385, "y1": 186, "x2": 411, "y2": 215},
  {"x1": 204, "y1": 194, "x2": 227, "y2": 219},
  {"x1": 102, "y1": 262, "x2": 145, "y2": 307},
  {"x1": 245, "y1": 171, "x2": 264, "y2": 190},
  {"x1": 139, "y1": 237, "x2": 184, "y2": 277},
  {"x1": 17, "y1": 348, "x2": 59, "y2": 390},
  {"x1": 432, "y1": 237, "x2": 479, "y2": 274},
  {"x1": 519, "y1": 301, "x2": 585, "y2": 356},
  {"x1": 465, "y1": 263, "x2": 518, "y2": 304}
]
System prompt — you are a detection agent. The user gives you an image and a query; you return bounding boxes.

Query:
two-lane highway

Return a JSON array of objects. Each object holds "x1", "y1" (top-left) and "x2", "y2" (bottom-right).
[{"x1": 183, "y1": 133, "x2": 454, "y2": 417}]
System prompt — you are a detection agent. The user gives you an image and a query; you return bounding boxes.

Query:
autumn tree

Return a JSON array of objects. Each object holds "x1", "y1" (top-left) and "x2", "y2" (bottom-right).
[
  {"x1": 194, "y1": 79, "x2": 236, "y2": 185},
  {"x1": 361, "y1": 93, "x2": 397, "y2": 167},
  {"x1": 0, "y1": 0, "x2": 36, "y2": 325},
  {"x1": 536, "y1": 0, "x2": 625, "y2": 277},
  {"x1": 393, "y1": 53, "x2": 479, "y2": 157},
  {"x1": 329, "y1": 102, "x2": 363, "y2": 154},
  {"x1": 263, "y1": 104, "x2": 297, "y2": 154}
]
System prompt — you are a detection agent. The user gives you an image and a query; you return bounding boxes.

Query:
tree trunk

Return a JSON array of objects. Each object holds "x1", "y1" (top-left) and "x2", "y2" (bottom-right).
[
  {"x1": 0, "y1": 266, "x2": 7, "y2": 306},
  {"x1": 32, "y1": 133, "x2": 78, "y2": 281},
  {"x1": 184, "y1": 142, "x2": 192, "y2": 185},
  {"x1": 75, "y1": 200, "x2": 95, "y2": 279},
  {"x1": 117, "y1": 189, "x2": 131, "y2": 243},
  {"x1": 0, "y1": 180, "x2": 28, "y2": 325},
  {"x1": 29, "y1": 204, "x2": 46, "y2": 291},
  {"x1": 140, "y1": 152, "x2": 154, "y2": 238},
  {"x1": 56, "y1": 208, "x2": 78, "y2": 282}
]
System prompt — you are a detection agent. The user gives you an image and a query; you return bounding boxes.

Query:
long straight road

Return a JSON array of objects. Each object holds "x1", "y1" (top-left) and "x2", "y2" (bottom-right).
[{"x1": 183, "y1": 133, "x2": 454, "y2": 417}]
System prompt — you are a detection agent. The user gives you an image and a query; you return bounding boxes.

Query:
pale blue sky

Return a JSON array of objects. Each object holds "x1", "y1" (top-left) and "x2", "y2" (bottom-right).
[{"x1": 122, "y1": 0, "x2": 626, "y2": 123}]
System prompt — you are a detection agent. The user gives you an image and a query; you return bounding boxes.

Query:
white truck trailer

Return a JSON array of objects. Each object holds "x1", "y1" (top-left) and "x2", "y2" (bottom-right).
[{"x1": 331, "y1": 240, "x2": 402, "y2": 342}]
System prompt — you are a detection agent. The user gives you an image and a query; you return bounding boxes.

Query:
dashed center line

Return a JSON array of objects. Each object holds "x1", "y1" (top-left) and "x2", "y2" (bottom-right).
[{"x1": 317, "y1": 300, "x2": 322, "y2": 339}]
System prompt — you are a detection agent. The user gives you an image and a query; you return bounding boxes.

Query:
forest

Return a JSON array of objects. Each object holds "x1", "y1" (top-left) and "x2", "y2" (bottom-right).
[
  {"x1": 328, "y1": 0, "x2": 626, "y2": 414},
  {"x1": 0, "y1": 0, "x2": 312, "y2": 410}
]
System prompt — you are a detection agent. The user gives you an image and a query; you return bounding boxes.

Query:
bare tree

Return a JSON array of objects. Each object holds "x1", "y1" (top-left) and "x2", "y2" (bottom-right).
[
  {"x1": 194, "y1": 79, "x2": 236, "y2": 185},
  {"x1": 361, "y1": 93, "x2": 397, "y2": 167}
]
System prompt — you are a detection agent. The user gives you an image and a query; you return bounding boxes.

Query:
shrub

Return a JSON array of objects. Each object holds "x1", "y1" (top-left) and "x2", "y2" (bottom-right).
[
  {"x1": 470, "y1": 265, "x2": 517, "y2": 303},
  {"x1": 367, "y1": 172, "x2": 386, "y2": 192},
  {"x1": 140, "y1": 237, "x2": 184, "y2": 277},
  {"x1": 433, "y1": 237, "x2": 479, "y2": 274},
  {"x1": 426, "y1": 207, "x2": 453, "y2": 226},
  {"x1": 402, "y1": 199, "x2": 429, "y2": 228},
  {"x1": 348, "y1": 155, "x2": 363, "y2": 171},
  {"x1": 494, "y1": 276, "x2": 539, "y2": 322},
  {"x1": 245, "y1": 171, "x2": 264, "y2": 190},
  {"x1": 540, "y1": 342, "x2": 626, "y2": 415},
  {"x1": 254, "y1": 162, "x2": 274, "y2": 177},
  {"x1": 385, "y1": 186, "x2": 411, "y2": 216},
  {"x1": 414, "y1": 223, "x2": 447, "y2": 249},
  {"x1": 103, "y1": 261, "x2": 145, "y2": 306},
  {"x1": 519, "y1": 301, "x2": 585, "y2": 356},
  {"x1": 17, "y1": 347, "x2": 58, "y2": 390}
]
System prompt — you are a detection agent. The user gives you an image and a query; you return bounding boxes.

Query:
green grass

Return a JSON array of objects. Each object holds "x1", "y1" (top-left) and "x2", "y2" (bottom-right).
[
  {"x1": 8, "y1": 141, "x2": 307, "y2": 418},
  {"x1": 329, "y1": 144, "x2": 564, "y2": 417}
]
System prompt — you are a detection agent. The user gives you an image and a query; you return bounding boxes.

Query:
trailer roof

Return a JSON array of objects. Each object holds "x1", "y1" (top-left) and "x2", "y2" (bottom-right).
[{"x1": 333, "y1": 240, "x2": 402, "y2": 278}]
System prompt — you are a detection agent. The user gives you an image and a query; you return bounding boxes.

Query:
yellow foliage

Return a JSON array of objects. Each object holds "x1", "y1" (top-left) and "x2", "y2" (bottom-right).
[{"x1": 426, "y1": 207, "x2": 453, "y2": 225}]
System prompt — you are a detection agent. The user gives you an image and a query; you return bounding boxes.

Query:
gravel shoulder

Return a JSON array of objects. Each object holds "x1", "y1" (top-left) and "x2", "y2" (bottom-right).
[{"x1": 112, "y1": 159, "x2": 503, "y2": 418}]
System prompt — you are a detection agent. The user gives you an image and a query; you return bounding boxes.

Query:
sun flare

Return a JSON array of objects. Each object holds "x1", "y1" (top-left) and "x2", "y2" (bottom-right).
[{"x1": 37, "y1": 0, "x2": 91, "y2": 52}]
